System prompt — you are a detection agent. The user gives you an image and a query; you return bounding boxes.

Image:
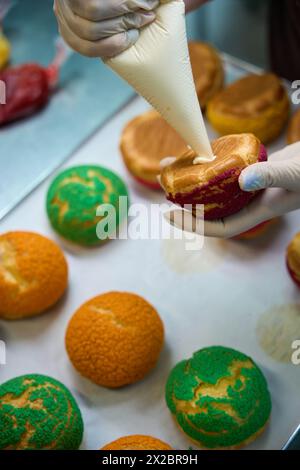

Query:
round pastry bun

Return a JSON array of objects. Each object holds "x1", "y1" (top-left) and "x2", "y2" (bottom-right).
[
  {"x1": 189, "y1": 41, "x2": 224, "y2": 109},
  {"x1": 207, "y1": 73, "x2": 290, "y2": 144},
  {"x1": 47, "y1": 165, "x2": 128, "y2": 246},
  {"x1": 101, "y1": 435, "x2": 172, "y2": 450},
  {"x1": 161, "y1": 133, "x2": 267, "y2": 220},
  {"x1": 287, "y1": 108, "x2": 300, "y2": 144}
]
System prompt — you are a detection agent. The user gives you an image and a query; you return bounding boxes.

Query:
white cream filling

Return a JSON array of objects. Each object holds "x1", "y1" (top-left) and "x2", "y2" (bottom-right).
[{"x1": 193, "y1": 155, "x2": 217, "y2": 164}]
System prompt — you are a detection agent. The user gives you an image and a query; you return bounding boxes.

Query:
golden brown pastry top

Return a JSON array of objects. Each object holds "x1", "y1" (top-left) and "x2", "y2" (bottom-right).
[
  {"x1": 120, "y1": 110, "x2": 189, "y2": 181},
  {"x1": 161, "y1": 133, "x2": 261, "y2": 196},
  {"x1": 189, "y1": 41, "x2": 224, "y2": 108},
  {"x1": 287, "y1": 232, "x2": 300, "y2": 275},
  {"x1": 287, "y1": 109, "x2": 300, "y2": 144},
  {"x1": 209, "y1": 73, "x2": 287, "y2": 117}
]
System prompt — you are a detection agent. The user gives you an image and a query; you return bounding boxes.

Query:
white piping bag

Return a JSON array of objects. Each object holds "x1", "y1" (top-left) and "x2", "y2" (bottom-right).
[{"x1": 106, "y1": 0, "x2": 215, "y2": 163}]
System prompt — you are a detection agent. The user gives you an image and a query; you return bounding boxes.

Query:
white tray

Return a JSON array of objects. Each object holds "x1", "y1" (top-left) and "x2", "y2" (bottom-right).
[{"x1": 0, "y1": 56, "x2": 300, "y2": 450}]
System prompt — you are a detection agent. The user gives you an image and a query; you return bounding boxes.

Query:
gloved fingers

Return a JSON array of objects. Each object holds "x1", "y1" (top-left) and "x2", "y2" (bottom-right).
[
  {"x1": 58, "y1": 0, "x2": 156, "y2": 41},
  {"x1": 67, "y1": 0, "x2": 159, "y2": 21},
  {"x1": 204, "y1": 189, "x2": 300, "y2": 238},
  {"x1": 240, "y1": 142, "x2": 300, "y2": 192},
  {"x1": 163, "y1": 207, "x2": 239, "y2": 239},
  {"x1": 57, "y1": 9, "x2": 139, "y2": 58},
  {"x1": 164, "y1": 193, "x2": 274, "y2": 239},
  {"x1": 164, "y1": 205, "x2": 271, "y2": 239}
]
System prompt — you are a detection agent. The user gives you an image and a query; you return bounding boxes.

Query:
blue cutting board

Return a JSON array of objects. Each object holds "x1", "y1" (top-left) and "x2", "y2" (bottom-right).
[{"x1": 0, "y1": 0, "x2": 135, "y2": 220}]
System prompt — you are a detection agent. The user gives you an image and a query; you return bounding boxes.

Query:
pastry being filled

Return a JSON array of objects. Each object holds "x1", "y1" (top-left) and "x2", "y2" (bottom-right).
[
  {"x1": 160, "y1": 133, "x2": 267, "y2": 220},
  {"x1": 207, "y1": 73, "x2": 290, "y2": 144}
]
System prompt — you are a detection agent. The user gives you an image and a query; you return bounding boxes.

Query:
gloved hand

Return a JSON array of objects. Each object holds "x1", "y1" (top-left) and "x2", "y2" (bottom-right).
[
  {"x1": 162, "y1": 142, "x2": 300, "y2": 238},
  {"x1": 53, "y1": 0, "x2": 159, "y2": 59}
]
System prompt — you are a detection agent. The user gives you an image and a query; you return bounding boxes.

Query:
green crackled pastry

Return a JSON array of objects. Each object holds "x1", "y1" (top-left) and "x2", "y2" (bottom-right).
[
  {"x1": 46, "y1": 165, "x2": 129, "y2": 246},
  {"x1": 0, "y1": 374, "x2": 83, "y2": 450},
  {"x1": 165, "y1": 346, "x2": 271, "y2": 449}
]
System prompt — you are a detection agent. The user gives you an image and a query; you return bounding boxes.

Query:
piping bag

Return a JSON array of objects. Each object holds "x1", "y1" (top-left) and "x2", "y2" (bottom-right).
[{"x1": 106, "y1": 0, "x2": 215, "y2": 164}]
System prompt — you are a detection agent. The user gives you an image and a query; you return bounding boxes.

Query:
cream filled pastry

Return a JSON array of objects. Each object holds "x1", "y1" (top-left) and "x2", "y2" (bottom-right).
[
  {"x1": 207, "y1": 73, "x2": 290, "y2": 144},
  {"x1": 161, "y1": 133, "x2": 267, "y2": 220}
]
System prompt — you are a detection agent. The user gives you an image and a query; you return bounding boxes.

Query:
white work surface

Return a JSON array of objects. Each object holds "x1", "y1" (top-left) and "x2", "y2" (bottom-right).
[{"x1": 1, "y1": 58, "x2": 300, "y2": 451}]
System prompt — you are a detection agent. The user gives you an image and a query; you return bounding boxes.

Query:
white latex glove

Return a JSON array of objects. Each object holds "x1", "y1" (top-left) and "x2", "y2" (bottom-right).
[
  {"x1": 162, "y1": 142, "x2": 300, "y2": 239},
  {"x1": 53, "y1": 0, "x2": 159, "y2": 58}
]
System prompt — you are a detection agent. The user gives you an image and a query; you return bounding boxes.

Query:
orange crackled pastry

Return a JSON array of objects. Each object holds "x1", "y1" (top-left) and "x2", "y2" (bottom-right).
[
  {"x1": 0, "y1": 231, "x2": 68, "y2": 320},
  {"x1": 207, "y1": 73, "x2": 290, "y2": 144},
  {"x1": 65, "y1": 292, "x2": 164, "y2": 388},
  {"x1": 101, "y1": 435, "x2": 172, "y2": 450},
  {"x1": 287, "y1": 109, "x2": 300, "y2": 144},
  {"x1": 286, "y1": 232, "x2": 300, "y2": 288}
]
